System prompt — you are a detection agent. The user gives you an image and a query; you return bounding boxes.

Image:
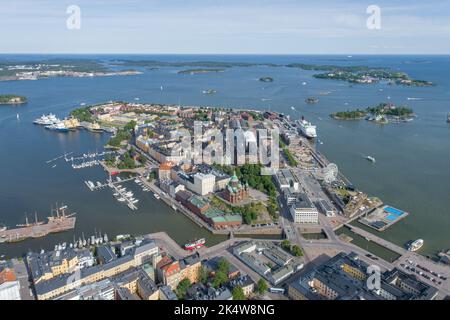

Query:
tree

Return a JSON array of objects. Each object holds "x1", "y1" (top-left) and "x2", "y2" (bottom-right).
[
  {"x1": 256, "y1": 278, "x2": 268, "y2": 294},
  {"x1": 232, "y1": 286, "x2": 246, "y2": 300},
  {"x1": 291, "y1": 245, "x2": 303, "y2": 257},
  {"x1": 212, "y1": 270, "x2": 228, "y2": 289},
  {"x1": 176, "y1": 278, "x2": 191, "y2": 299},
  {"x1": 198, "y1": 266, "x2": 209, "y2": 285},
  {"x1": 124, "y1": 120, "x2": 137, "y2": 131},
  {"x1": 281, "y1": 240, "x2": 291, "y2": 250},
  {"x1": 217, "y1": 258, "x2": 230, "y2": 274}
]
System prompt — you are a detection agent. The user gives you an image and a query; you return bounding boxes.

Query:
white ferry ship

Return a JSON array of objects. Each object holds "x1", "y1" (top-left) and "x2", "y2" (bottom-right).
[
  {"x1": 45, "y1": 121, "x2": 69, "y2": 132},
  {"x1": 297, "y1": 116, "x2": 317, "y2": 138},
  {"x1": 408, "y1": 239, "x2": 424, "y2": 252},
  {"x1": 33, "y1": 113, "x2": 59, "y2": 125}
]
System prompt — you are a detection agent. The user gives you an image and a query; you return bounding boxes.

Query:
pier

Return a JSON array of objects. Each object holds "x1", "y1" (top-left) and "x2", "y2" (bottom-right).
[
  {"x1": 0, "y1": 206, "x2": 76, "y2": 243},
  {"x1": 84, "y1": 176, "x2": 138, "y2": 211}
]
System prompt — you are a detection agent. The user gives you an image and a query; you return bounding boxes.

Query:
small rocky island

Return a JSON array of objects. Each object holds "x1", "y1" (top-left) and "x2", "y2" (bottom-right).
[
  {"x1": 305, "y1": 97, "x2": 319, "y2": 104},
  {"x1": 331, "y1": 103, "x2": 415, "y2": 124},
  {"x1": 259, "y1": 76, "x2": 273, "y2": 82},
  {"x1": 0, "y1": 94, "x2": 27, "y2": 105}
]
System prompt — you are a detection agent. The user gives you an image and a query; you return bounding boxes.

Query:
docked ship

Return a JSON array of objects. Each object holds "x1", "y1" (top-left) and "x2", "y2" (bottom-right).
[
  {"x1": 184, "y1": 238, "x2": 206, "y2": 251},
  {"x1": 33, "y1": 113, "x2": 59, "y2": 125},
  {"x1": 0, "y1": 205, "x2": 76, "y2": 243},
  {"x1": 45, "y1": 121, "x2": 69, "y2": 132},
  {"x1": 297, "y1": 116, "x2": 317, "y2": 138},
  {"x1": 407, "y1": 239, "x2": 424, "y2": 252}
]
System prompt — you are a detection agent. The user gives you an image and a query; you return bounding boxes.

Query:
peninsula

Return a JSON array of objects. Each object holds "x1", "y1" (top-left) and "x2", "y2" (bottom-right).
[{"x1": 0, "y1": 59, "x2": 141, "y2": 81}]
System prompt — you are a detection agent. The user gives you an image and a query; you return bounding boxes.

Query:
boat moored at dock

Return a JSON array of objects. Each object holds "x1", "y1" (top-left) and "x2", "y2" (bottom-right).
[
  {"x1": 408, "y1": 239, "x2": 424, "y2": 252},
  {"x1": 296, "y1": 116, "x2": 317, "y2": 138},
  {"x1": 184, "y1": 238, "x2": 206, "y2": 251}
]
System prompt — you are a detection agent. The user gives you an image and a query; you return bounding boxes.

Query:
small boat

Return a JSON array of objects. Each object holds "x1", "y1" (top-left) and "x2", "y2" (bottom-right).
[
  {"x1": 305, "y1": 97, "x2": 319, "y2": 104},
  {"x1": 117, "y1": 197, "x2": 126, "y2": 202},
  {"x1": 365, "y1": 156, "x2": 376, "y2": 163},
  {"x1": 302, "y1": 82, "x2": 307, "y2": 86},
  {"x1": 184, "y1": 238, "x2": 206, "y2": 251},
  {"x1": 290, "y1": 106, "x2": 295, "y2": 110},
  {"x1": 202, "y1": 89, "x2": 217, "y2": 95},
  {"x1": 408, "y1": 239, "x2": 424, "y2": 252},
  {"x1": 154, "y1": 193, "x2": 160, "y2": 200},
  {"x1": 447, "y1": 114, "x2": 450, "y2": 123},
  {"x1": 16, "y1": 114, "x2": 20, "y2": 120}
]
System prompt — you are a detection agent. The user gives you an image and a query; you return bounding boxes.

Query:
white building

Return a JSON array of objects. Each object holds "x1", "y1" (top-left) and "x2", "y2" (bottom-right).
[
  {"x1": 0, "y1": 280, "x2": 21, "y2": 300},
  {"x1": 290, "y1": 193, "x2": 319, "y2": 224},
  {"x1": 276, "y1": 169, "x2": 300, "y2": 191},
  {"x1": 191, "y1": 173, "x2": 215, "y2": 196}
]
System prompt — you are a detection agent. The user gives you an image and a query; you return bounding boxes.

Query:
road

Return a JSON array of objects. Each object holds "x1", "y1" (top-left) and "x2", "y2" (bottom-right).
[{"x1": 11, "y1": 258, "x2": 34, "y2": 300}]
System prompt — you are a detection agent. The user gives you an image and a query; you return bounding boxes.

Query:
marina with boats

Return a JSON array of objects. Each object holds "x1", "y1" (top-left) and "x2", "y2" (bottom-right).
[{"x1": 33, "y1": 113, "x2": 112, "y2": 133}]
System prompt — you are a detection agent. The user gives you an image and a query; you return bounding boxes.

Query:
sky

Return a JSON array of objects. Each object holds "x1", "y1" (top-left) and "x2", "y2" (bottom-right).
[{"x1": 0, "y1": 0, "x2": 450, "y2": 54}]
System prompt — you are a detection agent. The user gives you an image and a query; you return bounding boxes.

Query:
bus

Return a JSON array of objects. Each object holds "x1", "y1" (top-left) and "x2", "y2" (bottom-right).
[{"x1": 269, "y1": 287, "x2": 285, "y2": 294}]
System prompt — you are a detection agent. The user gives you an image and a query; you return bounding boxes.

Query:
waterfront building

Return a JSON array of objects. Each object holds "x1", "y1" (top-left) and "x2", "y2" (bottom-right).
[
  {"x1": 96, "y1": 245, "x2": 117, "y2": 265},
  {"x1": 27, "y1": 248, "x2": 93, "y2": 283},
  {"x1": 290, "y1": 193, "x2": 319, "y2": 224},
  {"x1": 221, "y1": 171, "x2": 249, "y2": 204},
  {"x1": 33, "y1": 240, "x2": 159, "y2": 300},
  {"x1": 158, "y1": 161, "x2": 174, "y2": 181},
  {"x1": 176, "y1": 191, "x2": 210, "y2": 215}
]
